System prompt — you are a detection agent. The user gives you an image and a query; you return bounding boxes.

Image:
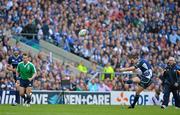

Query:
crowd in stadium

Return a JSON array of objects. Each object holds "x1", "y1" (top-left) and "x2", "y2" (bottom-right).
[{"x1": 0, "y1": 0, "x2": 180, "y2": 91}]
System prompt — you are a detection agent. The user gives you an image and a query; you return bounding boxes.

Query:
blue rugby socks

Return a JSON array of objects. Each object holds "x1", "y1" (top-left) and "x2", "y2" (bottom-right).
[
  {"x1": 125, "y1": 79, "x2": 133, "y2": 84},
  {"x1": 15, "y1": 91, "x2": 20, "y2": 104},
  {"x1": 131, "y1": 94, "x2": 140, "y2": 108}
]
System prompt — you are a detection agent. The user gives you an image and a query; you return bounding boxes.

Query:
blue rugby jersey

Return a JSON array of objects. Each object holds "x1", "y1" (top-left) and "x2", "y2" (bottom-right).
[
  {"x1": 8, "y1": 55, "x2": 23, "y2": 68},
  {"x1": 135, "y1": 59, "x2": 153, "y2": 79}
]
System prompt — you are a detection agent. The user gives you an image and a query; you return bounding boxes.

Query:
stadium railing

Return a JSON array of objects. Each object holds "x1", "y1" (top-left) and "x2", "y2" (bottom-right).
[
  {"x1": 11, "y1": 33, "x2": 95, "y2": 78},
  {"x1": 11, "y1": 33, "x2": 102, "y2": 70}
]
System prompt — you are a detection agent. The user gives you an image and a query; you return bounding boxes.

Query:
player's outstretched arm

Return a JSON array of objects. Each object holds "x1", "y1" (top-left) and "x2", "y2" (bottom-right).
[{"x1": 119, "y1": 66, "x2": 136, "y2": 72}]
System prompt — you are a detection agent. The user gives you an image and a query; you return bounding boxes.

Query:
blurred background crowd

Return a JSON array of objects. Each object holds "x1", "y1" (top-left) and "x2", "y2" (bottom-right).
[{"x1": 0, "y1": 0, "x2": 180, "y2": 91}]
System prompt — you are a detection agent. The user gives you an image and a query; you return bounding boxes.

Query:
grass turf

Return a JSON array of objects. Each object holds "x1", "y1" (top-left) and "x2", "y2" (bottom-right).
[{"x1": 0, "y1": 105, "x2": 180, "y2": 115}]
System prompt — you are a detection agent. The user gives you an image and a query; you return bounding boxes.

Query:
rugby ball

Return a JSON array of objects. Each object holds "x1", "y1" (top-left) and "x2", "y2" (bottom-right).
[{"x1": 78, "y1": 29, "x2": 88, "y2": 37}]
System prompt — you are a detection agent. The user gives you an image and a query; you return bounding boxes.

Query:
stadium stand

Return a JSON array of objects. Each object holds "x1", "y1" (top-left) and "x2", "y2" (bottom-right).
[{"x1": 0, "y1": 0, "x2": 180, "y2": 92}]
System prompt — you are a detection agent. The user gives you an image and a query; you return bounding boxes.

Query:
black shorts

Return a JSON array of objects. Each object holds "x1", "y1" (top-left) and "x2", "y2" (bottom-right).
[
  {"x1": 20, "y1": 78, "x2": 33, "y2": 88},
  {"x1": 138, "y1": 76, "x2": 152, "y2": 89}
]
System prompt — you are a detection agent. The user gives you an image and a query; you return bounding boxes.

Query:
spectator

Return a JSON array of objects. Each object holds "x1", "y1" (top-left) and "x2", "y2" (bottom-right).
[
  {"x1": 98, "y1": 81, "x2": 110, "y2": 92},
  {"x1": 88, "y1": 79, "x2": 98, "y2": 91},
  {"x1": 169, "y1": 31, "x2": 178, "y2": 44}
]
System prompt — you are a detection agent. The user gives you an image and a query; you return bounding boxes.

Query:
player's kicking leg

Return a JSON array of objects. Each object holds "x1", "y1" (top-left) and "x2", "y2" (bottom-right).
[
  {"x1": 123, "y1": 77, "x2": 143, "y2": 109},
  {"x1": 128, "y1": 85, "x2": 144, "y2": 109},
  {"x1": 128, "y1": 76, "x2": 152, "y2": 109}
]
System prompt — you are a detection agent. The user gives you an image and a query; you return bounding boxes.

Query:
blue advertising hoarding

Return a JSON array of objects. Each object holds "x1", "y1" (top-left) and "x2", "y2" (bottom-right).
[{"x1": 0, "y1": 91, "x2": 17, "y2": 104}]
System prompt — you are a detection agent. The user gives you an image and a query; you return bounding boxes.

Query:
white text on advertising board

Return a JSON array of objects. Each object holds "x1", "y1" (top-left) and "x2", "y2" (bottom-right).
[{"x1": 65, "y1": 94, "x2": 110, "y2": 105}]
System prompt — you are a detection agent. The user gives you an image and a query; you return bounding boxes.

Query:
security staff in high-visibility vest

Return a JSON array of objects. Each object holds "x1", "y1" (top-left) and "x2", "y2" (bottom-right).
[
  {"x1": 102, "y1": 62, "x2": 114, "y2": 80},
  {"x1": 161, "y1": 57, "x2": 180, "y2": 109},
  {"x1": 77, "y1": 61, "x2": 88, "y2": 73}
]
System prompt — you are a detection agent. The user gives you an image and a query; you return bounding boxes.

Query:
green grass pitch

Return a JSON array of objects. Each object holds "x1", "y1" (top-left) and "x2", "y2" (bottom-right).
[{"x1": 0, "y1": 105, "x2": 179, "y2": 115}]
